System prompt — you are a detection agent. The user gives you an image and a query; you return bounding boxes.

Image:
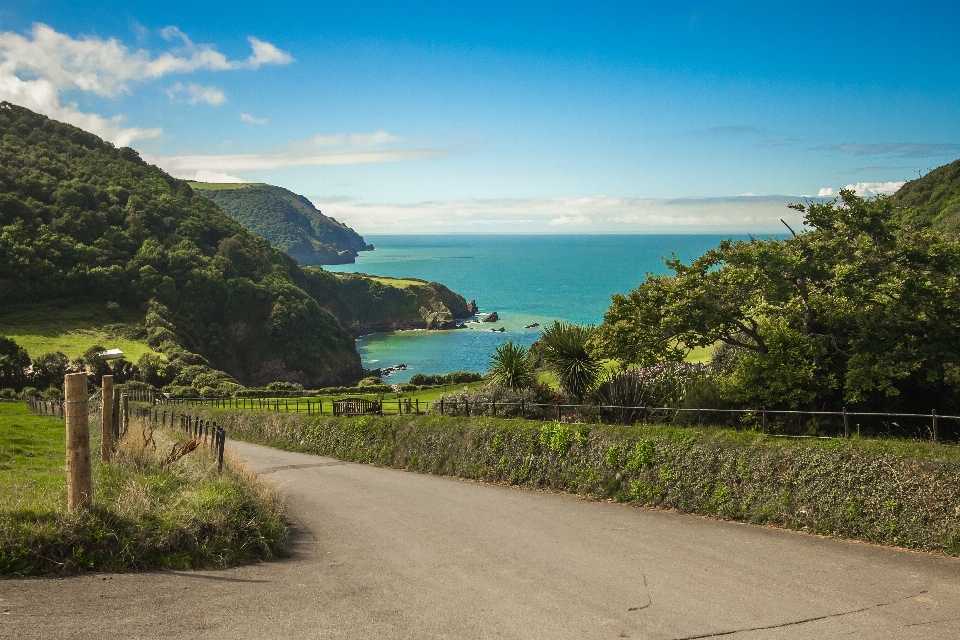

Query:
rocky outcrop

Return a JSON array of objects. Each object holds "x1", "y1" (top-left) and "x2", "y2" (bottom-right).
[
  {"x1": 466, "y1": 300, "x2": 479, "y2": 314},
  {"x1": 481, "y1": 312, "x2": 499, "y2": 323},
  {"x1": 294, "y1": 269, "x2": 475, "y2": 336}
]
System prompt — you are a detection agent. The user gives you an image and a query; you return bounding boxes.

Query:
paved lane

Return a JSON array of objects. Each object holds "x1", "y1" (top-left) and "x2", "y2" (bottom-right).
[{"x1": 2, "y1": 440, "x2": 959, "y2": 639}]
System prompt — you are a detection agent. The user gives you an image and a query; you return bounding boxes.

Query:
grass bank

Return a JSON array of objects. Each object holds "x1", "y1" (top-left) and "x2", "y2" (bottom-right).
[
  {"x1": 193, "y1": 408, "x2": 960, "y2": 556},
  {"x1": 0, "y1": 403, "x2": 286, "y2": 576}
]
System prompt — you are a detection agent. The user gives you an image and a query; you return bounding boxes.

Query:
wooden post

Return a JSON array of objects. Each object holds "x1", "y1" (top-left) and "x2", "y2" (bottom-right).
[
  {"x1": 932, "y1": 410, "x2": 939, "y2": 443},
  {"x1": 101, "y1": 375, "x2": 114, "y2": 461},
  {"x1": 762, "y1": 407, "x2": 767, "y2": 434},
  {"x1": 843, "y1": 407, "x2": 849, "y2": 438},
  {"x1": 65, "y1": 373, "x2": 92, "y2": 511},
  {"x1": 121, "y1": 393, "x2": 129, "y2": 438}
]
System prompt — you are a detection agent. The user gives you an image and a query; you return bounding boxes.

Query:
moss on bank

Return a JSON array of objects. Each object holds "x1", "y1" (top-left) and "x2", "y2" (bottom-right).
[{"x1": 197, "y1": 409, "x2": 960, "y2": 555}]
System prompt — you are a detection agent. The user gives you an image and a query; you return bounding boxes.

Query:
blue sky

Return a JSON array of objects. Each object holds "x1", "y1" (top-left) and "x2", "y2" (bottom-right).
[{"x1": 2, "y1": 1, "x2": 959, "y2": 232}]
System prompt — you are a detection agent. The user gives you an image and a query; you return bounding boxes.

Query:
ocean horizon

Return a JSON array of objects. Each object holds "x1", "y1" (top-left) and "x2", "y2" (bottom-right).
[{"x1": 326, "y1": 234, "x2": 759, "y2": 382}]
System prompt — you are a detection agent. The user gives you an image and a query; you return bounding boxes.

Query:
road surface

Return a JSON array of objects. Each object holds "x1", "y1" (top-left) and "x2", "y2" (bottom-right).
[{"x1": 2, "y1": 440, "x2": 959, "y2": 639}]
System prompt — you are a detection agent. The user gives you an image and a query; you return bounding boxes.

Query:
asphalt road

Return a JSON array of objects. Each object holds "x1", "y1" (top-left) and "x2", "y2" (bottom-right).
[{"x1": 3, "y1": 440, "x2": 960, "y2": 639}]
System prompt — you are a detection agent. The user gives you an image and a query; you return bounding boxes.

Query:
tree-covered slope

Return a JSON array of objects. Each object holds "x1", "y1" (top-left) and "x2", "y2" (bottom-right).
[
  {"x1": 0, "y1": 102, "x2": 363, "y2": 388},
  {"x1": 191, "y1": 183, "x2": 371, "y2": 265},
  {"x1": 893, "y1": 158, "x2": 960, "y2": 234}
]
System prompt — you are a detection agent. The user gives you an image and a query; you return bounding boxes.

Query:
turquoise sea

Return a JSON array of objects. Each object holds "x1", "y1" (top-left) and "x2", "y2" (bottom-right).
[{"x1": 326, "y1": 235, "x2": 751, "y2": 382}]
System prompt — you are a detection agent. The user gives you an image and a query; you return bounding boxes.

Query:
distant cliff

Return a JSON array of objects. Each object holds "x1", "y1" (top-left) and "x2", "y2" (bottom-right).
[
  {"x1": 295, "y1": 269, "x2": 473, "y2": 335},
  {"x1": 191, "y1": 183, "x2": 372, "y2": 265}
]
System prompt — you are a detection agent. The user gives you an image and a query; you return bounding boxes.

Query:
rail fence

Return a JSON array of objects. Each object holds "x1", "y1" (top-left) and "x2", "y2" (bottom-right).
[{"x1": 147, "y1": 394, "x2": 960, "y2": 443}]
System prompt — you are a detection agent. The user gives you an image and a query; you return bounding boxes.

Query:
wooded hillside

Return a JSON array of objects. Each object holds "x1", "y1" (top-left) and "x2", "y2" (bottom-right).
[
  {"x1": 0, "y1": 102, "x2": 363, "y2": 388},
  {"x1": 192, "y1": 183, "x2": 371, "y2": 265}
]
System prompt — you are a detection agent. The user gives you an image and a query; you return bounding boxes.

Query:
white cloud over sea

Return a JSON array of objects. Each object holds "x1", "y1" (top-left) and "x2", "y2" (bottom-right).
[
  {"x1": 816, "y1": 181, "x2": 905, "y2": 198},
  {"x1": 149, "y1": 129, "x2": 451, "y2": 181},
  {"x1": 0, "y1": 23, "x2": 291, "y2": 146},
  {"x1": 310, "y1": 195, "x2": 807, "y2": 234}
]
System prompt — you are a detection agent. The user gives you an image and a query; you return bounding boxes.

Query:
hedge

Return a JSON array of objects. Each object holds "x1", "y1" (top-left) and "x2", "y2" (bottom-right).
[{"x1": 193, "y1": 409, "x2": 960, "y2": 555}]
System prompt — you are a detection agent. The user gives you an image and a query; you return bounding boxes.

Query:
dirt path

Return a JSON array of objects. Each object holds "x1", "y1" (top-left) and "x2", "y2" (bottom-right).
[{"x1": 2, "y1": 440, "x2": 959, "y2": 639}]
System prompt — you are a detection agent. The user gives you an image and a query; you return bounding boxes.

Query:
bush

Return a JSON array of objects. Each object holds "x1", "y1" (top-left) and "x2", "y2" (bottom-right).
[
  {"x1": 0, "y1": 388, "x2": 16, "y2": 399},
  {"x1": 165, "y1": 385, "x2": 200, "y2": 398},
  {"x1": 357, "y1": 376, "x2": 389, "y2": 389},
  {"x1": 409, "y1": 371, "x2": 483, "y2": 386},
  {"x1": 266, "y1": 381, "x2": 304, "y2": 392},
  {"x1": 105, "y1": 301, "x2": 122, "y2": 321}
]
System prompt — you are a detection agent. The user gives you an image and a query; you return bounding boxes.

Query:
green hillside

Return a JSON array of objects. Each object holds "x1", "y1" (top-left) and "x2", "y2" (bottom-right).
[
  {"x1": 893, "y1": 158, "x2": 960, "y2": 233},
  {"x1": 191, "y1": 182, "x2": 371, "y2": 265},
  {"x1": 0, "y1": 102, "x2": 362, "y2": 388},
  {"x1": 295, "y1": 270, "x2": 470, "y2": 334}
]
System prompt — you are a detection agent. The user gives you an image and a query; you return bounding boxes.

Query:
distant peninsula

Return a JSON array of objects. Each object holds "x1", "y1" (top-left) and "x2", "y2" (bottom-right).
[{"x1": 190, "y1": 182, "x2": 372, "y2": 265}]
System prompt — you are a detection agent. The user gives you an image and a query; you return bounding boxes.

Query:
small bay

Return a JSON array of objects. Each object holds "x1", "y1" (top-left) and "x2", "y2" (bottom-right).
[{"x1": 326, "y1": 234, "x2": 753, "y2": 382}]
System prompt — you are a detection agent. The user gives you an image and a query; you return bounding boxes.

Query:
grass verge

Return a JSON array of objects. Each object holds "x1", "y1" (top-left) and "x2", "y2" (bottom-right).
[
  {"x1": 0, "y1": 403, "x2": 286, "y2": 576},
  {"x1": 192, "y1": 408, "x2": 960, "y2": 556}
]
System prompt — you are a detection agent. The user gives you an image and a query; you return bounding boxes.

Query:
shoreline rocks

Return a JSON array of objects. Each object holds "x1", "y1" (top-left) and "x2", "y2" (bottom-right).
[{"x1": 481, "y1": 311, "x2": 499, "y2": 323}]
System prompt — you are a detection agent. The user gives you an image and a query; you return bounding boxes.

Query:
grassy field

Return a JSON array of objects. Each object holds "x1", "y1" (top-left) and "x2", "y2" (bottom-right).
[
  {"x1": 335, "y1": 273, "x2": 425, "y2": 289},
  {"x1": 0, "y1": 402, "x2": 285, "y2": 575},
  {"x1": 188, "y1": 182, "x2": 262, "y2": 191},
  {"x1": 0, "y1": 300, "x2": 156, "y2": 362},
  {"x1": 0, "y1": 402, "x2": 68, "y2": 507}
]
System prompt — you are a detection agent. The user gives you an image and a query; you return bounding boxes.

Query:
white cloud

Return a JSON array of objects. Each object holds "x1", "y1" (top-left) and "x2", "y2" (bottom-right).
[
  {"x1": 190, "y1": 169, "x2": 245, "y2": 183},
  {"x1": 548, "y1": 214, "x2": 591, "y2": 226},
  {"x1": 246, "y1": 37, "x2": 293, "y2": 68},
  {"x1": 167, "y1": 82, "x2": 226, "y2": 105},
  {"x1": 293, "y1": 130, "x2": 407, "y2": 150},
  {"x1": 843, "y1": 181, "x2": 905, "y2": 197},
  {"x1": 818, "y1": 187, "x2": 835, "y2": 197},
  {"x1": 308, "y1": 195, "x2": 805, "y2": 234},
  {"x1": 148, "y1": 146, "x2": 451, "y2": 177},
  {"x1": 0, "y1": 72, "x2": 161, "y2": 145},
  {"x1": 0, "y1": 23, "x2": 291, "y2": 145},
  {"x1": 240, "y1": 112, "x2": 268, "y2": 124}
]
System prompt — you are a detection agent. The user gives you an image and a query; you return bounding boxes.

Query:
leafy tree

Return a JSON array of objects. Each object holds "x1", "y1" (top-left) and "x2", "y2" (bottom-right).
[
  {"x1": 0, "y1": 336, "x2": 30, "y2": 390},
  {"x1": 31, "y1": 351, "x2": 70, "y2": 389},
  {"x1": 594, "y1": 190, "x2": 960, "y2": 411},
  {"x1": 537, "y1": 321, "x2": 602, "y2": 400},
  {"x1": 488, "y1": 341, "x2": 535, "y2": 391},
  {"x1": 136, "y1": 353, "x2": 169, "y2": 388}
]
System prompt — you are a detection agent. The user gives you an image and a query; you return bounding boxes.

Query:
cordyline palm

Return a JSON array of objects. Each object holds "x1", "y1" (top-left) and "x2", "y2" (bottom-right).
[
  {"x1": 488, "y1": 341, "x2": 534, "y2": 391},
  {"x1": 539, "y1": 321, "x2": 602, "y2": 400}
]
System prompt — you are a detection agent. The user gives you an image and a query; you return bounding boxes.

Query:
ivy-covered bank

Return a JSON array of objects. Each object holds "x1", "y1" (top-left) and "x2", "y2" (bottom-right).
[{"x1": 198, "y1": 409, "x2": 960, "y2": 555}]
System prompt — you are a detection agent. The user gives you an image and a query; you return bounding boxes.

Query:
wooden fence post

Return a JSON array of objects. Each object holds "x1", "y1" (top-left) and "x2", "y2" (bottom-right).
[
  {"x1": 932, "y1": 410, "x2": 939, "y2": 443},
  {"x1": 65, "y1": 373, "x2": 92, "y2": 511},
  {"x1": 843, "y1": 406, "x2": 849, "y2": 438},
  {"x1": 121, "y1": 393, "x2": 129, "y2": 438},
  {"x1": 101, "y1": 375, "x2": 114, "y2": 461}
]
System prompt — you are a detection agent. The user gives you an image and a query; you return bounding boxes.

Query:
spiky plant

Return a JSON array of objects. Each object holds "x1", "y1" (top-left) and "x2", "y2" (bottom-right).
[
  {"x1": 488, "y1": 341, "x2": 535, "y2": 391},
  {"x1": 538, "y1": 321, "x2": 602, "y2": 400}
]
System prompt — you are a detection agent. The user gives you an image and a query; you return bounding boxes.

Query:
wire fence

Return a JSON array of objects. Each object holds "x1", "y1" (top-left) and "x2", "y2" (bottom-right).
[
  {"x1": 134, "y1": 407, "x2": 226, "y2": 473},
  {"x1": 154, "y1": 394, "x2": 960, "y2": 443}
]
